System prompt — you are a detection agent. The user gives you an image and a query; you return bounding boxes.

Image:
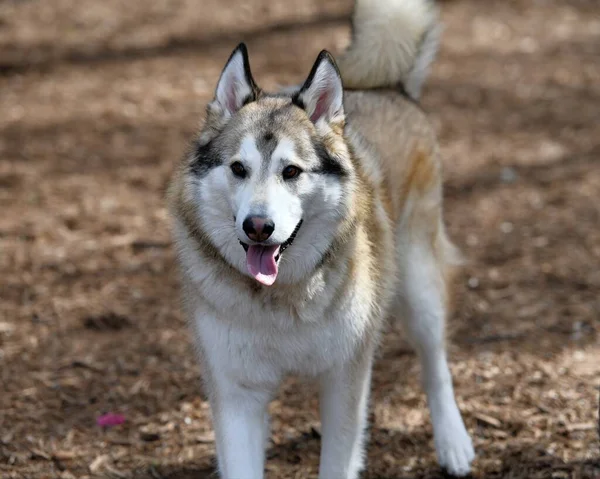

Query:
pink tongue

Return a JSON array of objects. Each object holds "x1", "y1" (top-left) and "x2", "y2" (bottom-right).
[{"x1": 246, "y1": 245, "x2": 280, "y2": 286}]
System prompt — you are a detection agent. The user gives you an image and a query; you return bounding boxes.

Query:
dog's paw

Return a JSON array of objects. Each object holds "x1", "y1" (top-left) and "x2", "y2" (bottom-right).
[{"x1": 433, "y1": 413, "x2": 475, "y2": 477}]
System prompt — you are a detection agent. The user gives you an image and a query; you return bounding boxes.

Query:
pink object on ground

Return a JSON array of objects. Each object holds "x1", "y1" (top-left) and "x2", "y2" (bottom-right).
[{"x1": 96, "y1": 413, "x2": 126, "y2": 427}]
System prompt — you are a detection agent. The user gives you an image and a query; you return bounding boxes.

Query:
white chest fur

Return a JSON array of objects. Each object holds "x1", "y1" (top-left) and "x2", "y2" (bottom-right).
[
  {"x1": 194, "y1": 304, "x2": 365, "y2": 385},
  {"x1": 176, "y1": 228, "x2": 376, "y2": 385}
]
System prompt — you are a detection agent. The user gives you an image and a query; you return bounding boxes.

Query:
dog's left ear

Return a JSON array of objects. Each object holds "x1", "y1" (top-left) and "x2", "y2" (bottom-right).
[
  {"x1": 213, "y1": 43, "x2": 259, "y2": 119},
  {"x1": 293, "y1": 51, "x2": 344, "y2": 125}
]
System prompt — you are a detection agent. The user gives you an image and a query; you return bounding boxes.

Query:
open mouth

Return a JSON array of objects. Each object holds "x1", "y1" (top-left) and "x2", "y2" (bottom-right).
[{"x1": 239, "y1": 219, "x2": 303, "y2": 286}]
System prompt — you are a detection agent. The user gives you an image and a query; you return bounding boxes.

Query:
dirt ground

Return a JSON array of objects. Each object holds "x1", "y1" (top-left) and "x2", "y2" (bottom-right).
[{"x1": 1, "y1": 0, "x2": 599, "y2": 478}]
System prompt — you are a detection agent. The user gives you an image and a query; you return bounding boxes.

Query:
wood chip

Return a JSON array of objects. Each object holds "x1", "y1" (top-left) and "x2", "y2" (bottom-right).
[
  {"x1": 566, "y1": 422, "x2": 595, "y2": 432},
  {"x1": 53, "y1": 450, "x2": 78, "y2": 460},
  {"x1": 30, "y1": 448, "x2": 52, "y2": 460},
  {"x1": 104, "y1": 464, "x2": 129, "y2": 478},
  {"x1": 195, "y1": 431, "x2": 215, "y2": 443},
  {"x1": 475, "y1": 413, "x2": 503, "y2": 428},
  {"x1": 89, "y1": 454, "x2": 110, "y2": 474}
]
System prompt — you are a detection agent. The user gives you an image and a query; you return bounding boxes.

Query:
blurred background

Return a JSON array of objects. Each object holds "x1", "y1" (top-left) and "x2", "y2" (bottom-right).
[{"x1": 0, "y1": 0, "x2": 598, "y2": 478}]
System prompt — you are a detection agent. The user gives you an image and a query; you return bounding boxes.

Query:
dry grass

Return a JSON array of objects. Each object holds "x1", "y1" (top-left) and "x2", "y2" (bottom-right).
[{"x1": 0, "y1": 0, "x2": 599, "y2": 478}]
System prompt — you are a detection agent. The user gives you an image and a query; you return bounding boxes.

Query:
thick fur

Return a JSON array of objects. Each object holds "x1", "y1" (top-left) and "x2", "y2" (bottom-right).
[
  {"x1": 167, "y1": 0, "x2": 474, "y2": 477},
  {"x1": 337, "y1": 0, "x2": 441, "y2": 99}
]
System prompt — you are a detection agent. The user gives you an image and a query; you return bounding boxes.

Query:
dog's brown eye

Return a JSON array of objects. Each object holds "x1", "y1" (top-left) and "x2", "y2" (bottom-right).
[
  {"x1": 230, "y1": 161, "x2": 247, "y2": 178},
  {"x1": 282, "y1": 165, "x2": 301, "y2": 180}
]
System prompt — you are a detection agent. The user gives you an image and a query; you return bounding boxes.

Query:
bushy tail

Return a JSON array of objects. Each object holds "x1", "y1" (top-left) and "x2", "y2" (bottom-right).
[{"x1": 336, "y1": 0, "x2": 440, "y2": 99}]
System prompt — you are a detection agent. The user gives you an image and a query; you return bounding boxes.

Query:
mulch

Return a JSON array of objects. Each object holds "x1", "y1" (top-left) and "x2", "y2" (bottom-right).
[{"x1": 0, "y1": 0, "x2": 598, "y2": 477}]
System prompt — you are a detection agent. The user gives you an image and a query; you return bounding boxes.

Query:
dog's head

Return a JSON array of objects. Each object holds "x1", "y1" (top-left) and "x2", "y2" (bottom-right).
[{"x1": 185, "y1": 44, "x2": 355, "y2": 286}]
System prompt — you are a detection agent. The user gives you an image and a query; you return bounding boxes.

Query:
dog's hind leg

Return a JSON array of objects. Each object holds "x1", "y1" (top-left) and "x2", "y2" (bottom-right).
[{"x1": 395, "y1": 229, "x2": 475, "y2": 476}]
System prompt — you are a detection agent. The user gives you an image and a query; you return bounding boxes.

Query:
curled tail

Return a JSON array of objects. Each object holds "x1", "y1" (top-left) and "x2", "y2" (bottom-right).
[{"x1": 337, "y1": 0, "x2": 440, "y2": 99}]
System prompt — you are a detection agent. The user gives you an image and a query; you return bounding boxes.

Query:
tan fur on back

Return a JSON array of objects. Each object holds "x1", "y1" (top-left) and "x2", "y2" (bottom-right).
[{"x1": 344, "y1": 89, "x2": 459, "y2": 282}]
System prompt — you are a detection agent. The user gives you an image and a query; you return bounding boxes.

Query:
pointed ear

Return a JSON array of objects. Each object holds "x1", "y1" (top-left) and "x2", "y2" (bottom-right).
[
  {"x1": 214, "y1": 43, "x2": 259, "y2": 118},
  {"x1": 292, "y1": 51, "x2": 344, "y2": 125}
]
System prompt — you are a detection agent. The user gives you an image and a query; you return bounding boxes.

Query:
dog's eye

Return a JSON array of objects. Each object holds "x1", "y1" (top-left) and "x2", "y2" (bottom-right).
[
  {"x1": 282, "y1": 165, "x2": 302, "y2": 180},
  {"x1": 230, "y1": 162, "x2": 247, "y2": 178}
]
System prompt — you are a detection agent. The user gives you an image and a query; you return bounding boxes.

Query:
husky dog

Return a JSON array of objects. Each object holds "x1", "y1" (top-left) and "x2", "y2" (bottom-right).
[{"x1": 167, "y1": 0, "x2": 475, "y2": 477}]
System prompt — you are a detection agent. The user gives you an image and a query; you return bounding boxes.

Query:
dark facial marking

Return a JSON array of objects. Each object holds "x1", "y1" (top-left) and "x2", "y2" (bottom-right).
[
  {"x1": 255, "y1": 129, "x2": 278, "y2": 174},
  {"x1": 189, "y1": 141, "x2": 222, "y2": 177},
  {"x1": 311, "y1": 138, "x2": 346, "y2": 176}
]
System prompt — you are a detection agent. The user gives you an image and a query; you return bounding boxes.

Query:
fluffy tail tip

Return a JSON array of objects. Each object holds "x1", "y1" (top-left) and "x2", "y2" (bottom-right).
[{"x1": 337, "y1": 0, "x2": 440, "y2": 99}]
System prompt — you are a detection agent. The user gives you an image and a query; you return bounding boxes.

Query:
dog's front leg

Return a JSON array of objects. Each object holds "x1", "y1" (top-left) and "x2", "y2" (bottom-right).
[
  {"x1": 192, "y1": 309, "x2": 275, "y2": 479},
  {"x1": 317, "y1": 342, "x2": 374, "y2": 479},
  {"x1": 208, "y1": 378, "x2": 271, "y2": 479}
]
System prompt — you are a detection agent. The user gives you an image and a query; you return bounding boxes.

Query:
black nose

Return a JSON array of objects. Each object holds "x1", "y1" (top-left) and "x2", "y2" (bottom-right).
[{"x1": 243, "y1": 216, "x2": 275, "y2": 242}]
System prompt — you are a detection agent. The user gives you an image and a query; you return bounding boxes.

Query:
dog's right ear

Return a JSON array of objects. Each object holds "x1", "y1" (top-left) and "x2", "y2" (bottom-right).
[{"x1": 212, "y1": 43, "x2": 260, "y2": 120}]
